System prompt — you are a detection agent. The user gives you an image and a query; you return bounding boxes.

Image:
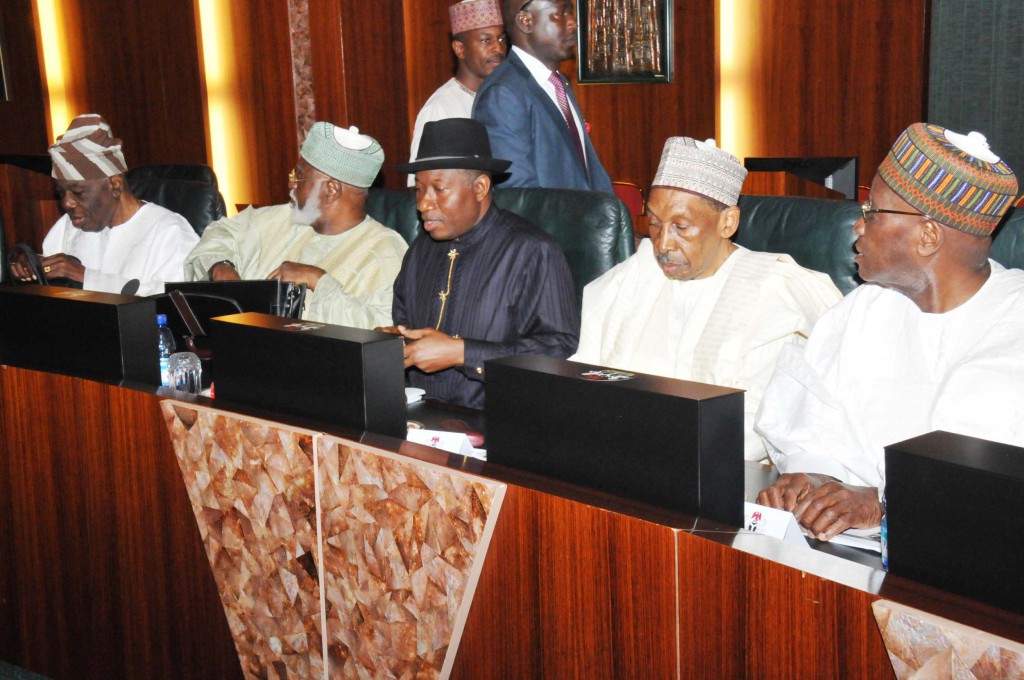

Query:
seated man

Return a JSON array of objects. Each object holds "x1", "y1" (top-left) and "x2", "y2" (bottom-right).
[
  {"x1": 382, "y1": 118, "x2": 579, "y2": 409},
  {"x1": 756, "y1": 123, "x2": 1022, "y2": 540},
  {"x1": 184, "y1": 122, "x2": 407, "y2": 329},
  {"x1": 10, "y1": 113, "x2": 198, "y2": 296},
  {"x1": 572, "y1": 136, "x2": 841, "y2": 461}
]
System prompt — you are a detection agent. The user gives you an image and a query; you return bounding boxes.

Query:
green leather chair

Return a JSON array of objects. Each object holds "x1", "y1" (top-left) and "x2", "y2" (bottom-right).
[
  {"x1": 367, "y1": 187, "x2": 635, "y2": 303},
  {"x1": 735, "y1": 195, "x2": 1024, "y2": 295},
  {"x1": 126, "y1": 164, "x2": 227, "y2": 236}
]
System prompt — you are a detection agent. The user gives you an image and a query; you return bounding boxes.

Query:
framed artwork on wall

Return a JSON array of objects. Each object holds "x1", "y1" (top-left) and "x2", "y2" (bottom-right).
[
  {"x1": 0, "y1": 17, "x2": 10, "y2": 101},
  {"x1": 577, "y1": 0, "x2": 673, "y2": 84}
]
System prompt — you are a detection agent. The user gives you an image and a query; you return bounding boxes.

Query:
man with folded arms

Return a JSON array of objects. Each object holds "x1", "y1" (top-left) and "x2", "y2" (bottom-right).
[
  {"x1": 756, "y1": 123, "x2": 1022, "y2": 540},
  {"x1": 185, "y1": 122, "x2": 407, "y2": 329},
  {"x1": 381, "y1": 118, "x2": 579, "y2": 409},
  {"x1": 572, "y1": 136, "x2": 842, "y2": 461},
  {"x1": 10, "y1": 113, "x2": 198, "y2": 295}
]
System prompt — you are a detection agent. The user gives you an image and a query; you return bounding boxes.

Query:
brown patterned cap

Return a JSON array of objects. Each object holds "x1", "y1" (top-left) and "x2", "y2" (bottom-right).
[
  {"x1": 49, "y1": 114, "x2": 127, "y2": 181},
  {"x1": 879, "y1": 123, "x2": 1018, "y2": 236},
  {"x1": 449, "y1": 0, "x2": 503, "y2": 35},
  {"x1": 652, "y1": 137, "x2": 748, "y2": 207}
]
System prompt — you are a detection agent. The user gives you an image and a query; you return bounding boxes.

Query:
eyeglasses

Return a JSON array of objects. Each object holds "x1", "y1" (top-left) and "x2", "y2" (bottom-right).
[
  {"x1": 518, "y1": 0, "x2": 534, "y2": 11},
  {"x1": 860, "y1": 201, "x2": 929, "y2": 223},
  {"x1": 288, "y1": 168, "x2": 309, "y2": 184}
]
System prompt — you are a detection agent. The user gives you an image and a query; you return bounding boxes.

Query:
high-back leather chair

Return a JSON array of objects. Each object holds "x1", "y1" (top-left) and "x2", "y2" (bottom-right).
[
  {"x1": 127, "y1": 164, "x2": 227, "y2": 236},
  {"x1": 366, "y1": 187, "x2": 635, "y2": 303}
]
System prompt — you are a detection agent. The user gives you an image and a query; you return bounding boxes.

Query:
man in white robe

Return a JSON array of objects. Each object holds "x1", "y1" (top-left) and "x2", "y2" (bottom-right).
[
  {"x1": 185, "y1": 122, "x2": 407, "y2": 330},
  {"x1": 573, "y1": 137, "x2": 842, "y2": 460},
  {"x1": 407, "y1": 0, "x2": 506, "y2": 186},
  {"x1": 9, "y1": 113, "x2": 197, "y2": 296},
  {"x1": 756, "y1": 123, "x2": 1022, "y2": 540}
]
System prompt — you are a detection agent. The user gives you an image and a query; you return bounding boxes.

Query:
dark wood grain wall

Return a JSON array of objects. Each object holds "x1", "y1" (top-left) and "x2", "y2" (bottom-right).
[
  {"x1": 736, "y1": 0, "x2": 930, "y2": 187},
  {"x1": 0, "y1": 1, "x2": 928, "y2": 205},
  {"x1": 0, "y1": 0, "x2": 48, "y2": 155}
]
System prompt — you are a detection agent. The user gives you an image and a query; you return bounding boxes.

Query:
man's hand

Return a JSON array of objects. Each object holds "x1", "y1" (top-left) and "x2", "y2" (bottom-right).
[
  {"x1": 374, "y1": 325, "x2": 403, "y2": 335},
  {"x1": 40, "y1": 254, "x2": 85, "y2": 283},
  {"x1": 757, "y1": 473, "x2": 883, "y2": 541},
  {"x1": 210, "y1": 262, "x2": 241, "y2": 281},
  {"x1": 9, "y1": 252, "x2": 37, "y2": 282},
  {"x1": 399, "y1": 326, "x2": 464, "y2": 372},
  {"x1": 267, "y1": 261, "x2": 325, "y2": 290}
]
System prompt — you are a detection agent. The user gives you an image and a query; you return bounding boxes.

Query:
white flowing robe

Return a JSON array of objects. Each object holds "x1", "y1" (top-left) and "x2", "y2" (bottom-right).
[
  {"x1": 756, "y1": 261, "x2": 1024, "y2": 488},
  {"x1": 407, "y1": 78, "x2": 475, "y2": 187},
  {"x1": 42, "y1": 202, "x2": 198, "y2": 296},
  {"x1": 184, "y1": 205, "x2": 408, "y2": 329},
  {"x1": 573, "y1": 240, "x2": 842, "y2": 460}
]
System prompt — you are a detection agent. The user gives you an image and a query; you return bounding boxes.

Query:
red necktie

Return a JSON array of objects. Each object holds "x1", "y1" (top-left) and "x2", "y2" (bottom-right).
[{"x1": 548, "y1": 71, "x2": 586, "y2": 168}]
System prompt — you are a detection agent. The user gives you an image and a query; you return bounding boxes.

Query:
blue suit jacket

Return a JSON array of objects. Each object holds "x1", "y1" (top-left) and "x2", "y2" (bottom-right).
[{"x1": 473, "y1": 51, "x2": 614, "y2": 195}]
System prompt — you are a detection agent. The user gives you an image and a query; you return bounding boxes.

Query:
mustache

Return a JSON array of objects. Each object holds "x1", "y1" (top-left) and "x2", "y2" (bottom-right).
[{"x1": 656, "y1": 252, "x2": 684, "y2": 267}]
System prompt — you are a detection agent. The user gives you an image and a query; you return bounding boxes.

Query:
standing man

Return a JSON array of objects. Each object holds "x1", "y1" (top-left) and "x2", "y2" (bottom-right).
[
  {"x1": 473, "y1": 0, "x2": 614, "y2": 194},
  {"x1": 382, "y1": 118, "x2": 579, "y2": 409},
  {"x1": 756, "y1": 123, "x2": 1022, "y2": 539},
  {"x1": 185, "y1": 122, "x2": 407, "y2": 329},
  {"x1": 407, "y1": 0, "x2": 507, "y2": 187},
  {"x1": 10, "y1": 113, "x2": 198, "y2": 295},
  {"x1": 572, "y1": 137, "x2": 841, "y2": 460}
]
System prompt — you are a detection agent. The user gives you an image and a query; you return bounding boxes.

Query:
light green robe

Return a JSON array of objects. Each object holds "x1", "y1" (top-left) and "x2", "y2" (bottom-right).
[{"x1": 185, "y1": 205, "x2": 408, "y2": 329}]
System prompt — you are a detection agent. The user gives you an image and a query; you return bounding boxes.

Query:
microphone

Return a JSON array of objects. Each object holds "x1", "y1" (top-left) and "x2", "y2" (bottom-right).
[{"x1": 120, "y1": 279, "x2": 141, "y2": 295}]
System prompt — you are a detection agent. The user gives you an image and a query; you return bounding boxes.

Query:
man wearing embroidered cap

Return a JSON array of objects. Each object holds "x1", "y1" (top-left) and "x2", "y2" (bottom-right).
[
  {"x1": 407, "y1": 0, "x2": 507, "y2": 187},
  {"x1": 9, "y1": 113, "x2": 198, "y2": 295},
  {"x1": 381, "y1": 118, "x2": 579, "y2": 409},
  {"x1": 757, "y1": 123, "x2": 1023, "y2": 540},
  {"x1": 572, "y1": 136, "x2": 841, "y2": 461},
  {"x1": 184, "y1": 121, "x2": 407, "y2": 329}
]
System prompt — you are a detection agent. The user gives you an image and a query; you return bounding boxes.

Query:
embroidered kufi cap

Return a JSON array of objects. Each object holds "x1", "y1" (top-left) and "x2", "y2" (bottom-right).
[
  {"x1": 652, "y1": 137, "x2": 748, "y2": 207},
  {"x1": 879, "y1": 123, "x2": 1018, "y2": 236},
  {"x1": 300, "y1": 122, "x2": 384, "y2": 188},
  {"x1": 449, "y1": 0, "x2": 503, "y2": 35},
  {"x1": 49, "y1": 114, "x2": 128, "y2": 181}
]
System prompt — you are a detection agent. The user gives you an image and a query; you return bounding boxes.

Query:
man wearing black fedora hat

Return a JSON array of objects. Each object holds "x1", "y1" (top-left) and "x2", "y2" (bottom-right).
[{"x1": 379, "y1": 117, "x2": 579, "y2": 409}]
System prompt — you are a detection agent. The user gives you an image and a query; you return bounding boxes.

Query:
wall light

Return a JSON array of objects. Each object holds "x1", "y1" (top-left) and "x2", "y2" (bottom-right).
[{"x1": 34, "y1": 0, "x2": 71, "y2": 140}]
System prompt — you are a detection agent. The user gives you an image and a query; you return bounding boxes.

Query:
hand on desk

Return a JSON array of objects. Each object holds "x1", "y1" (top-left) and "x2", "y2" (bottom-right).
[
  {"x1": 373, "y1": 325, "x2": 465, "y2": 372},
  {"x1": 11, "y1": 252, "x2": 84, "y2": 283},
  {"x1": 267, "y1": 261, "x2": 324, "y2": 290},
  {"x1": 757, "y1": 473, "x2": 882, "y2": 541},
  {"x1": 209, "y1": 262, "x2": 241, "y2": 281}
]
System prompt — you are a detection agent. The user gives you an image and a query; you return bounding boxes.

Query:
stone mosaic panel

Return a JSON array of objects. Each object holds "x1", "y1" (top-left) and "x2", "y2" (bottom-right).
[
  {"x1": 317, "y1": 436, "x2": 504, "y2": 679},
  {"x1": 163, "y1": 402, "x2": 324, "y2": 679},
  {"x1": 873, "y1": 600, "x2": 1024, "y2": 679},
  {"x1": 162, "y1": 402, "x2": 506, "y2": 680}
]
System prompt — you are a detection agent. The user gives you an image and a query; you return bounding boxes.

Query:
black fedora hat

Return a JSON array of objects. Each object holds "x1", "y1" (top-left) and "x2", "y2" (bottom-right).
[{"x1": 396, "y1": 118, "x2": 512, "y2": 175}]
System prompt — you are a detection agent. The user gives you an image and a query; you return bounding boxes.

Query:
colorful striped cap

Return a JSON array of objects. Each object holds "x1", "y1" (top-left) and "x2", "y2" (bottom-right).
[
  {"x1": 879, "y1": 123, "x2": 1018, "y2": 236},
  {"x1": 449, "y1": 0, "x2": 502, "y2": 36},
  {"x1": 49, "y1": 114, "x2": 128, "y2": 181}
]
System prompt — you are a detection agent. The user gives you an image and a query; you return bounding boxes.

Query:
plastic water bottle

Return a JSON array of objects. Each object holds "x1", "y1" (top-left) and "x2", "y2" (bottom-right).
[
  {"x1": 880, "y1": 493, "x2": 889, "y2": 571},
  {"x1": 157, "y1": 314, "x2": 176, "y2": 387}
]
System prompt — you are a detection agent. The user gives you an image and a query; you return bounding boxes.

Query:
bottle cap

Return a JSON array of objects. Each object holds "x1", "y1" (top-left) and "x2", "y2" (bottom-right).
[{"x1": 157, "y1": 314, "x2": 167, "y2": 325}]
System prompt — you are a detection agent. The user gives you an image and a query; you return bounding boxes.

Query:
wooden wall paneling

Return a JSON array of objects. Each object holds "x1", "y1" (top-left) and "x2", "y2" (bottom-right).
[
  {"x1": 741, "y1": 0, "x2": 929, "y2": 187},
  {"x1": 570, "y1": 0, "x2": 717, "y2": 192},
  {"x1": 336, "y1": 2, "x2": 412, "y2": 189},
  {"x1": 0, "y1": 368, "x2": 242, "y2": 679},
  {"x1": 55, "y1": 0, "x2": 208, "y2": 168},
  {"x1": 402, "y1": 0, "x2": 461, "y2": 153},
  {"x1": 223, "y1": 1, "x2": 298, "y2": 208},
  {"x1": 0, "y1": 0, "x2": 48, "y2": 155},
  {"x1": 0, "y1": 162, "x2": 57, "y2": 250},
  {"x1": 452, "y1": 485, "x2": 679, "y2": 679},
  {"x1": 308, "y1": 0, "x2": 348, "y2": 130}
]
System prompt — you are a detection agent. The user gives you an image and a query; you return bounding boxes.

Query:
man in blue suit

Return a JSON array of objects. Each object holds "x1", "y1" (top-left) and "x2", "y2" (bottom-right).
[{"x1": 473, "y1": 0, "x2": 614, "y2": 195}]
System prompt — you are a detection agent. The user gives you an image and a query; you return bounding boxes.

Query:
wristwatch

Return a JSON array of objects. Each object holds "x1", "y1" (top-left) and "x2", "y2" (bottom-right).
[{"x1": 208, "y1": 260, "x2": 236, "y2": 279}]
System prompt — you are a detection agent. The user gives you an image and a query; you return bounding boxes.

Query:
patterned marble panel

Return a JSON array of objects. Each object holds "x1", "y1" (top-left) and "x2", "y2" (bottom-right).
[
  {"x1": 317, "y1": 435, "x2": 505, "y2": 679},
  {"x1": 162, "y1": 401, "x2": 506, "y2": 680},
  {"x1": 288, "y1": 0, "x2": 316, "y2": 144},
  {"x1": 873, "y1": 600, "x2": 1024, "y2": 679},
  {"x1": 162, "y1": 401, "x2": 325, "y2": 679}
]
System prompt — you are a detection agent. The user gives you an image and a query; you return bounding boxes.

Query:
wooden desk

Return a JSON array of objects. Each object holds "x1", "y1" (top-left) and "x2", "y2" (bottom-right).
[{"x1": 1, "y1": 366, "x2": 1021, "y2": 678}]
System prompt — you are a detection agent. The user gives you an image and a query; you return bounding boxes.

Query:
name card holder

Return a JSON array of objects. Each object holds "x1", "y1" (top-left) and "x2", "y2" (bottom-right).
[
  {"x1": 486, "y1": 355, "x2": 744, "y2": 526},
  {"x1": 209, "y1": 312, "x2": 406, "y2": 438},
  {"x1": 0, "y1": 285, "x2": 157, "y2": 384},
  {"x1": 885, "y1": 430, "x2": 1024, "y2": 615}
]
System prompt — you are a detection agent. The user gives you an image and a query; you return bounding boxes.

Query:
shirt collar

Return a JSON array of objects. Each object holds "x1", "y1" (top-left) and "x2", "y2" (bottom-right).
[
  {"x1": 512, "y1": 46, "x2": 557, "y2": 88},
  {"x1": 452, "y1": 201, "x2": 499, "y2": 248}
]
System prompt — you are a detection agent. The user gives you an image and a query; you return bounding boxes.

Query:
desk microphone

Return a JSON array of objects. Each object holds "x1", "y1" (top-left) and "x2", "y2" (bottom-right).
[{"x1": 120, "y1": 279, "x2": 141, "y2": 296}]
